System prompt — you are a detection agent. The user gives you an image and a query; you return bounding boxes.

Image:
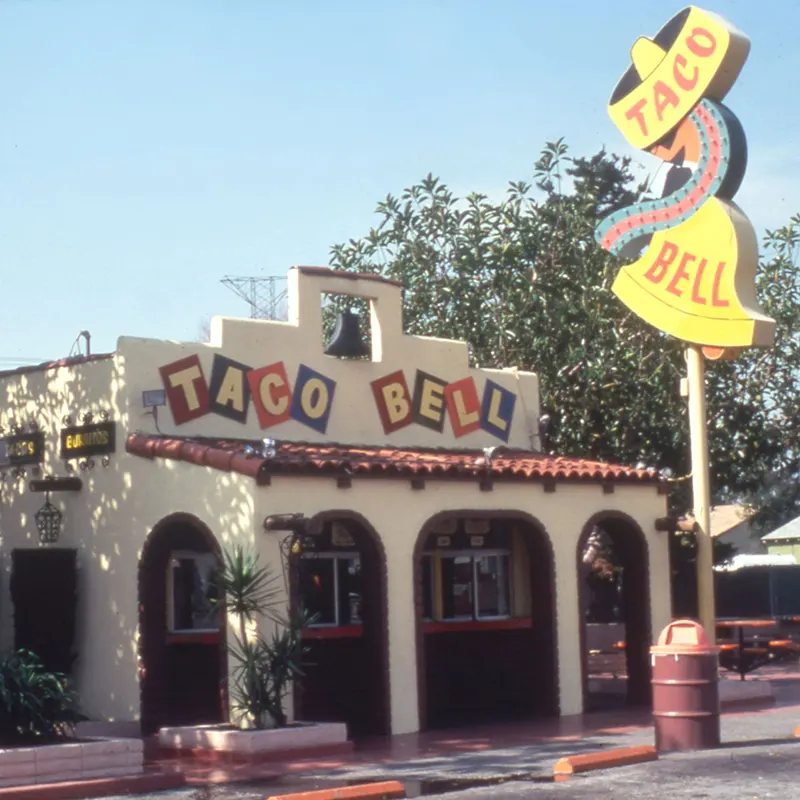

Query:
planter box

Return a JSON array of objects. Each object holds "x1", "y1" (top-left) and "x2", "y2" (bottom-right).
[
  {"x1": 0, "y1": 737, "x2": 143, "y2": 789},
  {"x1": 158, "y1": 721, "x2": 349, "y2": 757}
]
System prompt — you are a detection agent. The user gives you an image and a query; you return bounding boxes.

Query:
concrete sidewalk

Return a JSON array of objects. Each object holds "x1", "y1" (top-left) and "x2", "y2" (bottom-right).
[
  {"x1": 108, "y1": 662, "x2": 800, "y2": 798},
  {"x1": 101, "y1": 705, "x2": 800, "y2": 799},
  {"x1": 271, "y1": 703, "x2": 800, "y2": 791},
  {"x1": 131, "y1": 702, "x2": 800, "y2": 799}
]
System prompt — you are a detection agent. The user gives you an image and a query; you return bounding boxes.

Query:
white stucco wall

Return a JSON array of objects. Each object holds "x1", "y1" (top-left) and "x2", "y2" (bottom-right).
[
  {"x1": 117, "y1": 267, "x2": 542, "y2": 451},
  {"x1": 0, "y1": 267, "x2": 670, "y2": 735},
  {"x1": 0, "y1": 353, "x2": 668, "y2": 734},
  {"x1": 0, "y1": 357, "x2": 123, "y2": 664},
  {"x1": 0, "y1": 357, "x2": 257, "y2": 724},
  {"x1": 255, "y1": 475, "x2": 669, "y2": 734}
]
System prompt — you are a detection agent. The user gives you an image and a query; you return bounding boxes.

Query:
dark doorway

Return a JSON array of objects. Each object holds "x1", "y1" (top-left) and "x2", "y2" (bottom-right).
[
  {"x1": 579, "y1": 514, "x2": 651, "y2": 711},
  {"x1": 11, "y1": 549, "x2": 78, "y2": 675},
  {"x1": 293, "y1": 516, "x2": 389, "y2": 737},
  {"x1": 138, "y1": 514, "x2": 227, "y2": 735},
  {"x1": 416, "y1": 515, "x2": 557, "y2": 730}
]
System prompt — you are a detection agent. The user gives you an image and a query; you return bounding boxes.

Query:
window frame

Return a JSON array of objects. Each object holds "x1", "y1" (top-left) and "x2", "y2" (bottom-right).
[
  {"x1": 166, "y1": 550, "x2": 222, "y2": 635},
  {"x1": 300, "y1": 550, "x2": 362, "y2": 628},
  {"x1": 422, "y1": 548, "x2": 512, "y2": 623}
]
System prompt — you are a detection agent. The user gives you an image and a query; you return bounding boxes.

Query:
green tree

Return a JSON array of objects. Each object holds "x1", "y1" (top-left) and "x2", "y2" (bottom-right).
[
  {"x1": 711, "y1": 215, "x2": 800, "y2": 534},
  {"x1": 328, "y1": 141, "x2": 800, "y2": 532}
]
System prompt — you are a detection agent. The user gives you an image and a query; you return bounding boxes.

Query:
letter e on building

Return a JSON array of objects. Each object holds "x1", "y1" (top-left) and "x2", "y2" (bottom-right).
[{"x1": 412, "y1": 370, "x2": 449, "y2": 433}]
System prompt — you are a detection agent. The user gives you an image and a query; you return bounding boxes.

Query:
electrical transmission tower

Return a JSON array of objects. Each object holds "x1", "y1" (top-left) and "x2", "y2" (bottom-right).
[{"x1": 220, "y1": 275, "x2": 288, "y2": 320}]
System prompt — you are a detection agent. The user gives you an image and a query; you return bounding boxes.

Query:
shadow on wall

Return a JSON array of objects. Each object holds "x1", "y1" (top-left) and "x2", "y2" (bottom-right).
[{"x1": 0, "y1": 358, "x2": 254, "y2": 726}]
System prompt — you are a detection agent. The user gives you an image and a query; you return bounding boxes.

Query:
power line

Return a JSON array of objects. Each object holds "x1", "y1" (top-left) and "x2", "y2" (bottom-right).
[{"x1": 220, "y1": 275, "x2": 288, "y2": 320}]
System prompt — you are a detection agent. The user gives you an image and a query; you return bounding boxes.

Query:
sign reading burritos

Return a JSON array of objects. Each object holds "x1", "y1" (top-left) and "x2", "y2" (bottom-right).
[
  {"x1": 60, "y1": 422, "x2": 116, "y2": 459},
  {"x1": 595, "y1": 6, "x2": 774, "y2": 353}
]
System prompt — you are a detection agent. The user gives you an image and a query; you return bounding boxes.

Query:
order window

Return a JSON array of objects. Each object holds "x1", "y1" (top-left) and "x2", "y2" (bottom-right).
[
  {"x1": 299, "y1": 552, "x2": 362, "y2": 627},
  {"x1": 423, "y1": 551, "x2": 511, "y2": 621},
  {"x1": 168, "y1": 551, "x2": 221, "y2": 633}
]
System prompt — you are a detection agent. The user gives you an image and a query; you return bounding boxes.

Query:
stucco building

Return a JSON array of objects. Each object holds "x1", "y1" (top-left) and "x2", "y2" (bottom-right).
[{"x1": 0, "y1": 267, "x2": 670, "y2": 737}]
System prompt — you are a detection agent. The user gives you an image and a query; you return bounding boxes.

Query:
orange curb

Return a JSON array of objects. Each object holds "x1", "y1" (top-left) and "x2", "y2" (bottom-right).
[
  {"x1": 553, "y1": 745, "x2": 657, "y2": 775},
  {"x1": 267, "y1": 781, "x2": 406, "y2": 800}
]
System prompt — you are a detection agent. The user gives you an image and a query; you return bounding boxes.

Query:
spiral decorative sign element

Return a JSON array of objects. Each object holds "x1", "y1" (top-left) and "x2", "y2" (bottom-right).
[{"x1": 596, "y1": 7, "x2": 775, "y2": 354}]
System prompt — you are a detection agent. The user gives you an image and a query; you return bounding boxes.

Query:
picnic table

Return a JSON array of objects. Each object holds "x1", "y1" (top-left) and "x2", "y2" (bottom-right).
[{"x1": 716, "y1": 619, "x2": 799, "y2": 680}]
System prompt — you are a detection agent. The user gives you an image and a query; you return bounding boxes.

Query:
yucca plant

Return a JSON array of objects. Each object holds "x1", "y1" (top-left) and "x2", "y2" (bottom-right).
[
  {"x1": 0, "y1": 649, "x2": 84, "y2": 746},
  {"x1": 216, "y1": 546, "x2": 283, "y2": 645},
  {"x1": 215, "y1": 545, "x2": 311, "y2": 729}
]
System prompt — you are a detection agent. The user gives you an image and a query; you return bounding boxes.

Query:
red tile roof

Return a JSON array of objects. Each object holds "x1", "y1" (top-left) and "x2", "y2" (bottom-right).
[{"x1": 126, "y1": 433, "x2": 662, "y2": 487}]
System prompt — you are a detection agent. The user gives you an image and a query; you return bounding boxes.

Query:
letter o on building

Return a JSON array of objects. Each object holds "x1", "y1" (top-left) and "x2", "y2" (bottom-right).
[{"x1": 300, "y1": 378, "x2": 328, "y2": 420}]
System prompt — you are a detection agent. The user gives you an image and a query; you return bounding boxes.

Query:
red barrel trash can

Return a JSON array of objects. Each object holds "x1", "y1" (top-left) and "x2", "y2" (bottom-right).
[{"x1": 650, "y1": 619, "x2": 720, "y2": 752}]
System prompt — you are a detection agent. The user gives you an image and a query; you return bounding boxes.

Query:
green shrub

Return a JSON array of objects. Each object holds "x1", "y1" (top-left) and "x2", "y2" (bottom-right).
[{"x1": 0, "y1": 650, "x2": 84, "y2": 746}]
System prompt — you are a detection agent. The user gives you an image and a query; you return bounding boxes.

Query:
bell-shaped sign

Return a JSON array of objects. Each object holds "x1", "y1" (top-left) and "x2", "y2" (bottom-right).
[{"x1": 595, "y1": 6, "x2": 775, "y2": 355}]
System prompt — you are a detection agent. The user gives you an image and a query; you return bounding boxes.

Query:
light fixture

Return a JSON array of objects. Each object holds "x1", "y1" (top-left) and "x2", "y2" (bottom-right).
[
  {"x1": 35, "y1": 493, "x2": 63, "y2": 544},
  {"x1": 142, "y1": 389, "x2": 167, "y2": 409},
  {"x1": 142, "y1": 390, "x2": 168, "y2": 433},
  {"x1": 263, "y1": 513, "x2": 308, "y2": 533}
]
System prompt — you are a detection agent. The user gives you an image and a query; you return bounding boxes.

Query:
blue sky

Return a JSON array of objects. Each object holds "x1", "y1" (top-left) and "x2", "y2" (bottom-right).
[{"x1": 1, "y1": 0, "x2": 798, "y2": 366}]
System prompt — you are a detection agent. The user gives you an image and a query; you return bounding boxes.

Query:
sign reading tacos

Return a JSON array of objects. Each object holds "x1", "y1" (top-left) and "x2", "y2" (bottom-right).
[
  {"x1": 1, "y1": 432, "x2": 45, "y2": 466},
  {"x1": 159, "y1": 354, "x2": 516, "y2": 441}
]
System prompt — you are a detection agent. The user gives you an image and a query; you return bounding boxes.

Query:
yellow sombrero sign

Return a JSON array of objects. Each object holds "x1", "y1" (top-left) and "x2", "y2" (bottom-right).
[{"x1": 596, "y1": 6, "x2": 775, "y2": 353}]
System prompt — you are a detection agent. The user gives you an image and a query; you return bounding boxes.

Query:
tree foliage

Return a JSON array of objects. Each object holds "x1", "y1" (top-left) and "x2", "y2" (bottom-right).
[
  {"x1": 0, "y1": 649, "x2": 84, "y2": 745},
  {"x1": 329, "y1": 141, "x2": 800, "y2": 528}
]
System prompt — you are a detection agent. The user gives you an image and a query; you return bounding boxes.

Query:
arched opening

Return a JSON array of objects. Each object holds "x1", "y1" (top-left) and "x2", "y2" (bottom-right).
[
  {"x1": 292, "y1": 513, "x2": 390, "y2": 737},
  {"x1": 414, "y1": 512, "x2": 557, "y2": 730},
  {"x1": 578, "y1": 512, "x2": 651, "y2": 712},
  {"x1": 138, "y1": 514, "x2": 227, "y2": 735}
]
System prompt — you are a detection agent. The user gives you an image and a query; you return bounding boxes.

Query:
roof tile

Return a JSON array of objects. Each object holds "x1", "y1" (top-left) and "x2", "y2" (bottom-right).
[{"x1": 125, "y1": 433, "x2": 661, "y2": 487}]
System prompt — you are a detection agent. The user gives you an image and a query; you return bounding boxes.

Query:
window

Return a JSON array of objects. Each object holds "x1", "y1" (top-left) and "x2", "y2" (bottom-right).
[
  {"x1": 168, "y1": 551, "x2": 221, "y2": 633},
  {"x1": 442, "y1": 555, "x2": 475, "y2": 620},
  {"x1": 299, "y1": 553, "x2": 362, "y2": 627},
  {"x1": 475, "y1": 554, "x2": 510, "y2": 618},
  {"x1": 423, "y1": 551, "x2": 511, "y2": 622}
]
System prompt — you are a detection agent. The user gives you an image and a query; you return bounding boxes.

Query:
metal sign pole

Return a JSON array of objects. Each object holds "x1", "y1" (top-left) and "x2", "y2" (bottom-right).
[{"x1": 687, "y1": 344, "x2": 716, "y2": 642}]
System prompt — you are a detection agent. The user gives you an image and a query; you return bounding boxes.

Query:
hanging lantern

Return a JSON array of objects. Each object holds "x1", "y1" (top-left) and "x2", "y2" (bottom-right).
[{"x1": 35, "y1": 493, "x2": 63, "y2": 544}]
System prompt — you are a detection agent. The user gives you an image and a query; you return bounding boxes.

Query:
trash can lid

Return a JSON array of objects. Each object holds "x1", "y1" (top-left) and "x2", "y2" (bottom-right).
[{"x1": 650, "y1": 618, "x2": 719, "y2": 654}]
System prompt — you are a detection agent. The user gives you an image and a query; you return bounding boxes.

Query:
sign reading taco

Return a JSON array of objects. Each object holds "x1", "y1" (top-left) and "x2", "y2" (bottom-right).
[{"x1": 596, "y1": 6, "x2": 775, "y2": 353}]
